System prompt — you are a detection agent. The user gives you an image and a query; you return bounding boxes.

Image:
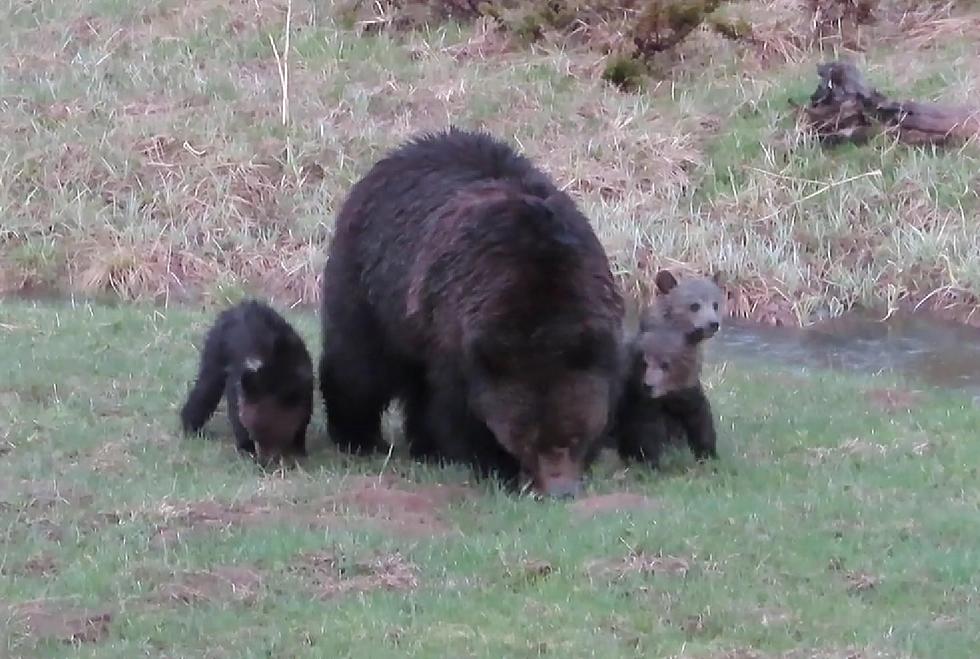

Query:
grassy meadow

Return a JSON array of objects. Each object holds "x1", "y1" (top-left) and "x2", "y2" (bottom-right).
[
  {"x1": 1, "y1": 298, "x2": 979, "y2": 657},
  {"x1": 3, "y1": 1, "x2": 980, "y2": 657},
  {"x1": 0, "y1": 0, "x2": 978, "y2": 324}
]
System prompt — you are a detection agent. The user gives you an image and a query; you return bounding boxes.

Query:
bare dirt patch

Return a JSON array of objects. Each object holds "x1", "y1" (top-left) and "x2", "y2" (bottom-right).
[
  {"x1": 148, "y1": 499, "x2": 320, "y2": 548},
  {"x1": 5, "y1": 600, "x2": 113, "y2": 644},
  {"x1": 314, "y1": 475, "x2": 474, "y2": 538},
  {"x1": 150, "y1": 566, "x2": 265, "y2": 606},
  {"x1": 569, "y1": 493, "x2": 663, "y2": 519},
  {"x1": 288, "y1": 551, "x2": 418, "y2": 600},
  {"x1": 149, "y1": 476, "x2": 474, "y2": 546}
]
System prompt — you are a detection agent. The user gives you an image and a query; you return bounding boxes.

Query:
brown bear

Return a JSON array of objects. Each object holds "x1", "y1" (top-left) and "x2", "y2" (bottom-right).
[
  {"x1": 180, "y1": 300, "x2": 314, "y2": 467},
  {"x1": 318, "y1": 127, "x2": 625, "y2": 498},
  {"x1": 611, "y1": 270, "x2": 725, "y2": 467}
]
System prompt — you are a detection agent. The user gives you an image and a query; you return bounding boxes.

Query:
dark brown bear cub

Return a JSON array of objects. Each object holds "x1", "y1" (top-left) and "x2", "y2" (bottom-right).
[
  {"x1": 319, "y1": 127, "x2": 624, "y2": 498},
  {"x1": 612, "y1": 323, "x2": 717, "y2": 467},
  {"x1": 180, "y1": 300, "x2": 313, "y2": 467},
  {"x1": 613, "y1": 270, "x2": 724, "y2": 467}
]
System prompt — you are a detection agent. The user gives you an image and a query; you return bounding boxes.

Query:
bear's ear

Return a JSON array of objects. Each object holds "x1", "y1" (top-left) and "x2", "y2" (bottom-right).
[
  {"x1": 520, "y1": 195, "x2": 553, "y2": 222},
  {"x1": 654, "y1": 270, "x2": 678, "y2": 294},
  {"x1": 516, "y1": 194, "x2": 579, "y2": 250}
]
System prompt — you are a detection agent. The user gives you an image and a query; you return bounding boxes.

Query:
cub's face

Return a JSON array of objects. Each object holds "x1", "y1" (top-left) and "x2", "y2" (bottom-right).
[
  {"x1": 654, "y1": 270, "x2": 725, "y2": 344},
  {"x1": 238, "y1": 394, "x2": 308, "y2": 467},
  {"x1": 634, "y1": 327, "x2": 697, "y2": 398},
  {"x1": 239, "y1": 362, "x2": 312, "y2": 467}
]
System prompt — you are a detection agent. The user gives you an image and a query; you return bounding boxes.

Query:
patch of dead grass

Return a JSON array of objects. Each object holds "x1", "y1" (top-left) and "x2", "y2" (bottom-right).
[
  {"x1": 588, "y1": 550, "x2": 693, "y2": 581},
  {"x1": 150, "y1": 566, "x2": 265, "y2": 606},
  {"x1": 148, "y1": 498, "x2": 314, "y2": 548},
  {"x1": 288, "y1": 550, "x2": 419, "y2": 599},
  {"x1": 1, "y1": 553, "x2": 59, "y2": 578},
  {"x1": 864, "y1": 386, "x2": 921, "y2": 412},
  {"x1": 882, "y1": 0, "x2": 980, "y2": 49},
  {"x1": 4, "y1": 600, "x2": 113, "y2": 645},
  {"x1": 806, "y1": 437, "x2": 888, "y2": 464},
  {"x1": 0, "y1": 480, "x2": 93, "y2": 511},
  {"x1": 6, "y1": 0, "x2": 313, "y2": 71},
  {"x1": 1, "y1": 0, "x2": 979, "y2": 326}
]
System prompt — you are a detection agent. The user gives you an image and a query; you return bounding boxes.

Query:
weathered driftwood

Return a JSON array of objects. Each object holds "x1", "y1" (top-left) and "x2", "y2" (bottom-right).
[{"x1": 802, "y1": 61, "x2": 980, "y2": 146}]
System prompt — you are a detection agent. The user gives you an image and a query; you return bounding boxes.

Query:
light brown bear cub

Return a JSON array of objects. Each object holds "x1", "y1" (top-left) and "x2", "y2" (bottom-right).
[
  {"x1": 641, "y1": 270, "x2": 724, "y2": 344},
  {"x1": 612, "y1": 270, "x2": 724, "y2": 467}
]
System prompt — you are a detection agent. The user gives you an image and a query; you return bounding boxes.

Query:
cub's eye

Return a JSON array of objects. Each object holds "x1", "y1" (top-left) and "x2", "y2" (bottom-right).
[
  {"x1": 689, "y1": 303, "x2": 700, "y2": 312},
  {"x1": 712, "y1": 302, "x2": 719, "y2": 311}
]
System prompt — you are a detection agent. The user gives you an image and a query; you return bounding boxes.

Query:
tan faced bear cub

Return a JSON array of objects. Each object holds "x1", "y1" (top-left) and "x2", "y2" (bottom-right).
[
  {"x1": 318, "y1": 127, "x2": 625, "y2": 498},
  {"x1": 642, "y1": 269, "x2": 724, "y2": 345},
  {"x1": 180, "y1": 300, "x2": 314, "y2": 467}
]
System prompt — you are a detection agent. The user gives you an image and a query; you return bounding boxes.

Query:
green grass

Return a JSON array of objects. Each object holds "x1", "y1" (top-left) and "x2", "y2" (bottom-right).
[
  {"x1": 1, "y1": 0, "x2": 979, "y2": 325},
  {"x1": 2, "y1": 298, "x2": 979, "y2": 657}
]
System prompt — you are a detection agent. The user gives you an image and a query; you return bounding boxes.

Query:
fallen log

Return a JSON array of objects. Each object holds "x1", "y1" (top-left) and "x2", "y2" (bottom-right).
[{"x1": 801, "y1": 61, "x2": 980, "y2": 146}]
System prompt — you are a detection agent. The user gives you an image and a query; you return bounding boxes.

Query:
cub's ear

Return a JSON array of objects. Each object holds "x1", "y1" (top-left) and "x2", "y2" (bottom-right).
[
  {"x1": 654, "y1": 270, "x2": 678, "y2": 295},
  {"x1": 711, "y1": 270, "x2": 725, "y2": 287}
]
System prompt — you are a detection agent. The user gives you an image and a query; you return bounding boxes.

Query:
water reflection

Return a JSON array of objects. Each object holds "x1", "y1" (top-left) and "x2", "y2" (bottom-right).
[{"x1": 710, "y1": 310, "x2": 980, "y2": 395}]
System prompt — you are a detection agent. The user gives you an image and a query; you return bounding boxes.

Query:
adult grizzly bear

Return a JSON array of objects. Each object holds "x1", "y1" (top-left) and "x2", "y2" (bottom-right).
[{"x1": 319, "y1": 128, "x2": 624, "y2": 497}]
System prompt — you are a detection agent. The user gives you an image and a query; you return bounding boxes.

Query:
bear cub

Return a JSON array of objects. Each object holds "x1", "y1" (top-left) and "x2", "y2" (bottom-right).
[
  {"x1": 613, "y1": 270, "x2": 724, "y2": 467},
  {"x1": 180, "y1": 299, "x2": 313, "y2": 467}
]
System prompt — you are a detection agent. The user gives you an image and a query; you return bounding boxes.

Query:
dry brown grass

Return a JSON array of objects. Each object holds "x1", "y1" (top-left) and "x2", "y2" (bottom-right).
[{"x1": 1, "y1": 0, "x2": 978, "y2": 325}]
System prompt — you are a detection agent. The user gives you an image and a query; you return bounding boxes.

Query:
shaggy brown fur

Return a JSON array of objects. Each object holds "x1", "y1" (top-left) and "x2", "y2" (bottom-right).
[{"x1": 318, "y1": 127, "x2": 625, "y2": 497}]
